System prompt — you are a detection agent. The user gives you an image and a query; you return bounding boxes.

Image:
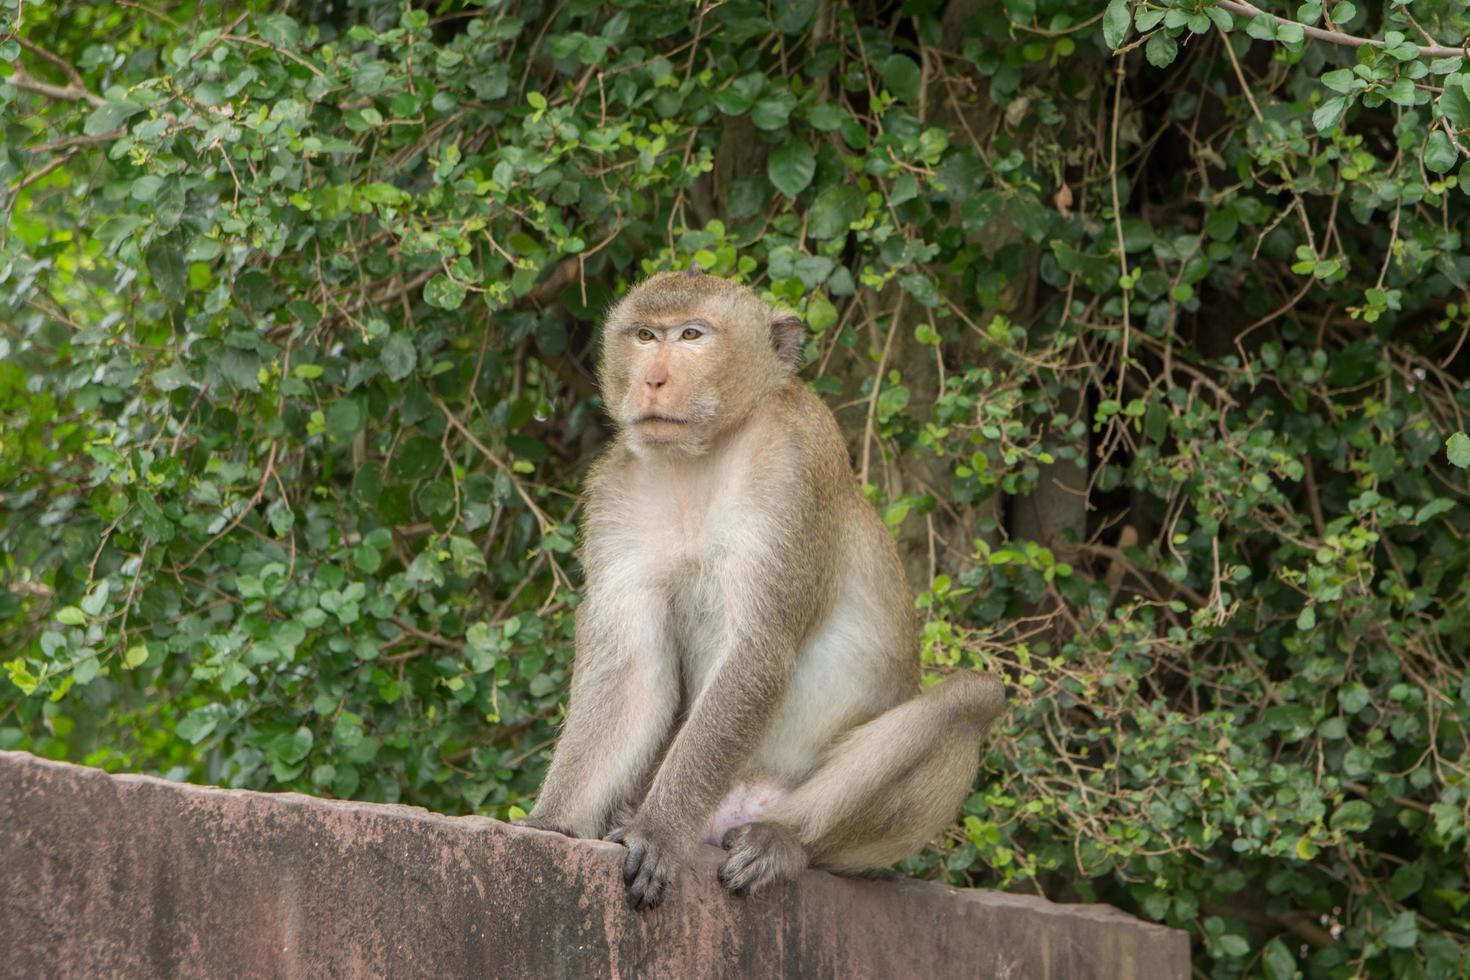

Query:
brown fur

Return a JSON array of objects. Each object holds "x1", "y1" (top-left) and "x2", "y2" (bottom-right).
[{"x1": 522, "y1": 271, "x2": 1006, "y2": 909}]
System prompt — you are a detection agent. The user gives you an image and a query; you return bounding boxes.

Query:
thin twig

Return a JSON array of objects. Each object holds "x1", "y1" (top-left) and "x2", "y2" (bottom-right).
[
  {"x1": 859, "y1": 292, "x2": 904, "y2": 486},
  {"x1": 1109, "y1": 58, "x2": 1130, "y2": 403},
  {"x1": 1217, "y1": 0, "x2": 1466, "y2": 59}
]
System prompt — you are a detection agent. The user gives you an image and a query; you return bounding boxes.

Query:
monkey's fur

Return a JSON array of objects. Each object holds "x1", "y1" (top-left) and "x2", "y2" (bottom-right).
[{"x1": 520, "y1": 270, "x2": 1006, "y2": 909}]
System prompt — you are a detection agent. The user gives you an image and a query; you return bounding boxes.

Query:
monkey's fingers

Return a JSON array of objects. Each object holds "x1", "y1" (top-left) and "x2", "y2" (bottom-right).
[
  {"x1": 515, "y1": 815, "x2": 575, "y2": 837},
  {"x1": 620, "y1": 833, "x2": 676, "y2": 910},
  {"x1": 628, "y1": 849, "x2": 674, "y2": 910},
  {"x1": 603, "y1": 827, "x2": 628, "y2": 845},
  {"x1": 621, "y1": 836, "x2": 647, "y2": 886}
]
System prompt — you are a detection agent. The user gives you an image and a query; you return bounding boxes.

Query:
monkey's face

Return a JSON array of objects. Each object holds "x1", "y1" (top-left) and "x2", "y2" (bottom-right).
[{"x1": 600, "y1": 272, "x2": 797, "y2": 453}]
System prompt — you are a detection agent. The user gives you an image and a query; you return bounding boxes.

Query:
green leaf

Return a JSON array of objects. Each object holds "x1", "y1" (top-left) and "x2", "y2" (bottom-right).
[
  {"x1": 424, "y1": 275, "x2": 467, "y2": 310},
  {"x1": 751, "y1": 90, "x2": 797, "y2": 130},
  {"x1": 359, "y1": 182, "x2": 407, "y2": 205},
  {"x1": 1145, "y1": 31, "x2": 1177, "y2": 68},
  {"x1": 808, "y1": 185, "x2": 865, "y2": 239},
  {"x1": 713, "y1": 74, "x2": 763, "y2": 116},
  {"x1": 1246, "y1": 12, "x2": 1278, "y2": 40},
  {"x1": 805, "y1": 102, "x2": 846, "y2": 131},
  {"x1": 4, "y1": 659, "x2": 38, "y2": 696},
  {"x1": 135, "y1": 491, "x2": 174, "y2": 543},
  {"x1": 1390, "y1": 864, "x2": 1425, "y2": 901},
  {"x1": 270, "y1": 726, "x2": 314, "y2": 765},
  {"x1": 1313, "y1": 96, "x2": 1349, "y2": 134},
  {"x1": 130, "y1": 176, "x2": 164, "y2": 202},
  {"x1": 393, "y1": 436, "x2": 442, "y2": 479},
  {"x1": 1204, "y1": 206, "x2": 1238, "y2": 242},
  {"x1": 176, "y1": 709, "x2": 219, "y2": 745},
  {"x1": 1385, "y1": 78, "x2": 1415, "y2": 106},
  {"x1": 236, "y1": 270, "x2": 282, "y2": 311},
  {"x1": 1415, "y1": 498, "x2": 1455, "y2": 523},
  {"x1": 767, "y1": 141, "x2": 816, "y2": 198},
  {"x1": 259, "y1": 14, "x2": 301, "y2": 47},
  {"x1": 380, "y1": 333, "x2": 417, "y2": 381},
  {"x1": 1441, "y1": 75, "x2": 1470, "y2": 128},
  {"x1": 83, "y1": 101, "x2": 145, "y2": 136},
  {"x1": 1383, "y1": 910, "x2": 1418, "y2": 949},
  {"x1": 1102, "y1": 0, "x2": 1131, "y2": 50},
  {"x1": 327, "y1": 398, "x2": 365, "y2": 442},
  {"x1": 773, "y1": 0, "x2": 818, "y2": 34},
  {"x1": 1425, "y1": 131, "x2": 1459, "y2": 173},
  {"x1": 1321, "y1": 69, "x2": 1356, "y2": 94},
  {"x1": 881, "y1": 54, "x2": 922, "y2": 103},
  {"x1": 1215, "y1": 934, "x2": 1250, "y2": 957},
  {"x1": 219, "y1": 349, "x2": 261, "y2": 392},
  {"x1": 1330, "y1": 800, "x2": 1374, "y2": 833},
  {"x1": 1275, "y1": 21, "x2": 1305, "y2": 43},
  {"x1": 146, "y1": 241, "x2": 187, "y2": 302},
  {"x1": 93, "y1": 215, "x2": 146, "y2": 242},
  {"x1": 123, "y1": 645, "x2": 149, "y2": 669},
  {"x1": 1447, "y1": 432, "x2": 1470, "y2": 468},
  {"x1": 56, "y1": 606, "x2": 86, "y2": 626},
  {"x1": 1261, "y1": 937, "x2": 1296, "y2": 980}
]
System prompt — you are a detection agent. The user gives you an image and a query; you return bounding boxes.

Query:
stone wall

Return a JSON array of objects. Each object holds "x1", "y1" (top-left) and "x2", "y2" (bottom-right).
[{"x1": 0, "y1": 751, "x2": 1189, "y2": 978}]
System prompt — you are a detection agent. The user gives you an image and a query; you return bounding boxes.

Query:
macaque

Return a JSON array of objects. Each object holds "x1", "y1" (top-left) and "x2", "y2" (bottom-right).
[{"x1": 520, "y1": 268, "x2": 1005, "y2": 909}]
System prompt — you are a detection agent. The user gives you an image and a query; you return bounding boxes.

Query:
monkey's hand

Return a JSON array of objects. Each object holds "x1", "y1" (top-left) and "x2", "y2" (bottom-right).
[{"x1": 604, "y1": 823, "x2": 684, "y2": 911}]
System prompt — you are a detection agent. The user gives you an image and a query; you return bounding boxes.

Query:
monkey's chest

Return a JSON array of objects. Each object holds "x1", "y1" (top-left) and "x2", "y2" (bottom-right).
[
  {"x1": 620, "y1": 466, "x2": 754, "y2": 695},
  {"x1": 667, "y1": 565, "x2": 731, "y2": 700}
]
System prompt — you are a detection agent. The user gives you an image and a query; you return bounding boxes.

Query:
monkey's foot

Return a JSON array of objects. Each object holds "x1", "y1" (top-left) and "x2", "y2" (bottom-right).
[{"x1": 717, "y1": 821, "x2": 807, "y2": 896}]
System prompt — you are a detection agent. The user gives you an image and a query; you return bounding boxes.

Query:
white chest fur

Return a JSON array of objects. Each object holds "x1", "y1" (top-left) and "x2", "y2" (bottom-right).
[{"x1": 615, "y1": 445, "x2": 754, "y2": 695}]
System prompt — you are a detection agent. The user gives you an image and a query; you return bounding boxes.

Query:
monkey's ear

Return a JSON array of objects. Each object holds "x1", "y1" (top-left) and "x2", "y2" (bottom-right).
[{"x1": 770, "y1": 311, "x2": 804, "y2": 373}]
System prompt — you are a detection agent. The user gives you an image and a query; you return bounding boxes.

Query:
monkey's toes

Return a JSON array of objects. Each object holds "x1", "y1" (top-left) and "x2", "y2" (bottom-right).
[{"x1": 717, "y1": 822, "x2": 806, "y2": 897}]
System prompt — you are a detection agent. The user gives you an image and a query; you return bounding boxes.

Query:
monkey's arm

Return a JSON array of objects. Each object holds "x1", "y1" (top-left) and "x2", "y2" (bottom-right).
[
  {"x1": 616, "y1": 554, "x2": 802, "y2": 908},
  {"x1": 523, "y1": 590, "x2": 678, "y2": 840}
]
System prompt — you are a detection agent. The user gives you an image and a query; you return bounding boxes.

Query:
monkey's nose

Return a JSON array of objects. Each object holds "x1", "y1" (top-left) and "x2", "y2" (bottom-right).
[{"x1": 645, "y1": 375, "x2": 667, "y2": 389}]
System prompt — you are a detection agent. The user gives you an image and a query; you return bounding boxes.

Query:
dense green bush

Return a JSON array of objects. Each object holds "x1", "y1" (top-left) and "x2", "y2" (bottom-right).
[{"x1": 4, "y1": 0, "x2": 1470, "y2": 974}]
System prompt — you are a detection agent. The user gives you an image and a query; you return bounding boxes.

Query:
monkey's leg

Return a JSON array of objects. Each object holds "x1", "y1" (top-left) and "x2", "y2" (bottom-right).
[{"x1": 717, "y1": 672, "x2": 1005, "y2": 894}]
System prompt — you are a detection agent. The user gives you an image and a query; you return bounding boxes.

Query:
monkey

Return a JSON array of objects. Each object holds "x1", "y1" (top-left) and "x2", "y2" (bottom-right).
[{"x1": 518, "y1": 267, "x2": 1006, "y2": 910}]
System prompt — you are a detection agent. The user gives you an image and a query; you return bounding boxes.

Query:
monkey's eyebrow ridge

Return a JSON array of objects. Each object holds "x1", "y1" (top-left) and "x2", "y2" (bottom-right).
[{"x1": 620, "y1": 319, "x2": 719, "y2": 337}]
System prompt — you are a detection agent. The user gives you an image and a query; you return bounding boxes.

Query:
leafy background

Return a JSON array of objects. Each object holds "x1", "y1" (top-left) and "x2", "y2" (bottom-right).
[{"x1": 4, "y1": 0, "x2": 1470, "y2": 975}]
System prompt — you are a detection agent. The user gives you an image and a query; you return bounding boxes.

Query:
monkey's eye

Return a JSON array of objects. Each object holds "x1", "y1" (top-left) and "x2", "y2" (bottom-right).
[
  {"x1": 679, "y1": 326, "x2": 704, "y2": 341},
  {"x1": 636, "y1": 328, "x2": 656, "y2": 343}
]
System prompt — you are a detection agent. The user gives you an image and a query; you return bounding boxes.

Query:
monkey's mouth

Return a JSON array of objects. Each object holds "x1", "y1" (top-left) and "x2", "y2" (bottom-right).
[{"x1": 634, "y1": 414, "x2": 690, "y2": 426}]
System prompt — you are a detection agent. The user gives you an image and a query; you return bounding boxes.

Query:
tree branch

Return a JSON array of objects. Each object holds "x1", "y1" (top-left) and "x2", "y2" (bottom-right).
[
  {"x1": 1217, "y1": 0, "x2": 1466, "y2": 59},
  {"x1": 8, "y1": 66, "x2": 107, "y2": 107},
  {"x1": 11, "y1": 39, "x2": 107, "y2": 107}
]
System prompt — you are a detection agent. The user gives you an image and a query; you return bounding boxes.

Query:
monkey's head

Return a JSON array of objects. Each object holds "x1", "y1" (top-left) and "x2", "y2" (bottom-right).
[{"x1": 600, "y1": 268, "x2": 802, "y2": 453}]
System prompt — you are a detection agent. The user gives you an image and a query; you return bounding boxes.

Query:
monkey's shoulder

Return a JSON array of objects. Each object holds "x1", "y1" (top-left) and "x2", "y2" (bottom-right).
[{"x1": 769, "y1": 382, "x2": 859, "y2": 476}]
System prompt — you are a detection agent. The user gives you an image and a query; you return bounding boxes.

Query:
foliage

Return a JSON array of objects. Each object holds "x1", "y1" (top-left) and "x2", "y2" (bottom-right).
[{"x1": 3, "y1": 0, "x2": 1469, "y2": 975}]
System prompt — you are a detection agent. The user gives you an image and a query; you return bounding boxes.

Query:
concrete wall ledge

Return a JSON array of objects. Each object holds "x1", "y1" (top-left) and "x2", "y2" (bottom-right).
[{"x1": 0, "y1": 750, "x2": 1188, "y2": 978}]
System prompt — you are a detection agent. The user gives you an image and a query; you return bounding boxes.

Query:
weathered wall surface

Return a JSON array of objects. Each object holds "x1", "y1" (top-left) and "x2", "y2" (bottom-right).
[{"x1": 0, "y1": 751, "x2": 1188, "y2": 979}]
